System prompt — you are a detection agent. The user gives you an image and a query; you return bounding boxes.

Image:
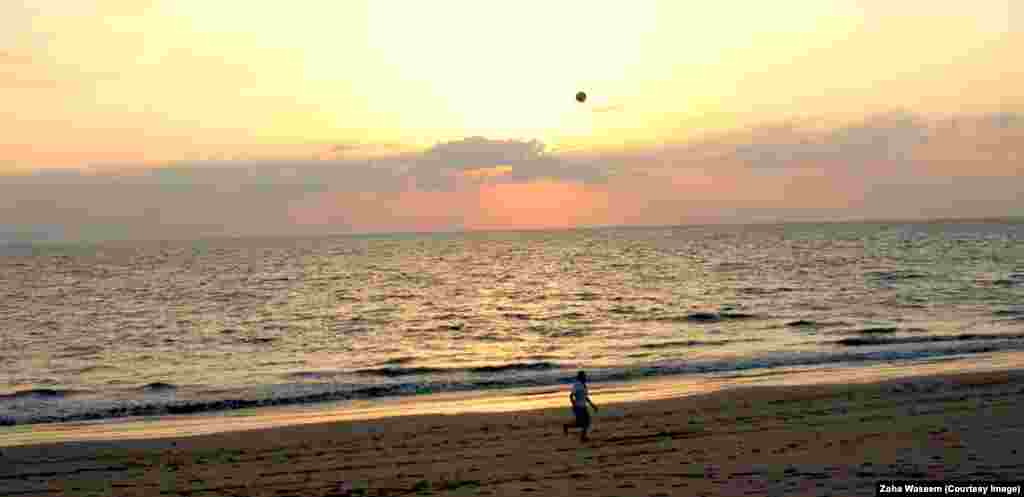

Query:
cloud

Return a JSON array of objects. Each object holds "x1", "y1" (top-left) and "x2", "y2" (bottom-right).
[
  {"x1": 418, "y1": 137, "x2": 547, "y2": 170},
  {"x1": 1, "y1": 110, "x2": 1021, "y2": 241},
  {"x1": 715, "y1": 111, "x2": 930, "y2": 169},
  {"x1": 404, "y1": 136, "x2": 610, "y2": 191},
  {"x1": 0, "y1": 137, "x2": 613, "y2": 239},
  {"x1": 639, "y1": 110, "x2": 1024, "y2": 179},
  {"x1": 462, "y1": 165, "x2": 514, "y2": 179}
]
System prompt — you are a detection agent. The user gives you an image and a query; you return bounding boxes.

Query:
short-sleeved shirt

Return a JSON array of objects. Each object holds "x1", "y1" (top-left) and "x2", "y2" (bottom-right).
[{"x1": 571, "y1": 380, "x2": 588, "y2": 408}]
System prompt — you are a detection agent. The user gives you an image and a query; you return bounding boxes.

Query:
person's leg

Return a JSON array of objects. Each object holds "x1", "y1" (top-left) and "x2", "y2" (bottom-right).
[
  {"x1": 567, "y1": 406, "x2": 586, "y2": 436},
  {"x1": 579, "y1": 409, "x2": 591, "y2": 442}
]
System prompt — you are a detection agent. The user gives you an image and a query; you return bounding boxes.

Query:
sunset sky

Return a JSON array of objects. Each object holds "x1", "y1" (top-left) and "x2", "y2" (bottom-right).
[{"x1": 2, "y1": 1, "x2": 1021, "y2": 242}]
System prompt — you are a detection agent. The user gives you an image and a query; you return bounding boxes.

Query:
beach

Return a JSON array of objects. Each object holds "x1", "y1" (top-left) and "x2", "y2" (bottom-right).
[{"x1": 3, "y1": 365, "x2": 1024, "y2": 497}]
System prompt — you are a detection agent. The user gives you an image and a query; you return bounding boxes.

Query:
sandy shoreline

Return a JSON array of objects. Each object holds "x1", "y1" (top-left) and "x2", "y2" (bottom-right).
[{"x1": 3, "y1": 363, "x2": 1024, "y2": 496}]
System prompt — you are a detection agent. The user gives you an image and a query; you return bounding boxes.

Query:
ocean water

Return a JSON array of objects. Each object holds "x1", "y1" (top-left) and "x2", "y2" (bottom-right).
[{"x1": 2, "y1": 220, "x2": 1023, "y2": 425}]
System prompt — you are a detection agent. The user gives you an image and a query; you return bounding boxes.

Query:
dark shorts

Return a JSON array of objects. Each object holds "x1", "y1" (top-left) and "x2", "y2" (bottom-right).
[{"x1": 573, "y1": 405, "x2": 591, "y2": 428}]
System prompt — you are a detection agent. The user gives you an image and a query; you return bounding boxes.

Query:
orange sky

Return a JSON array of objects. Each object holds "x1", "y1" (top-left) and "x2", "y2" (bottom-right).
[{"x1": 1, "y1": 1, "x2": 1021, "y2": 241}]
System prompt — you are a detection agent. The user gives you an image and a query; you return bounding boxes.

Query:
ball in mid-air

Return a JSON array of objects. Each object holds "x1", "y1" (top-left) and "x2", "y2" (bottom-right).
[{"x1": 575, "y1": 91, "x2": 587, "y2": 103}]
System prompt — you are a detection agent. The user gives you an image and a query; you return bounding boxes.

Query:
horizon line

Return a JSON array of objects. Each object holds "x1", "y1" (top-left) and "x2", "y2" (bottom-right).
[{"x1": 5, "y1": 214, "x2": 1022, "y2": 248}]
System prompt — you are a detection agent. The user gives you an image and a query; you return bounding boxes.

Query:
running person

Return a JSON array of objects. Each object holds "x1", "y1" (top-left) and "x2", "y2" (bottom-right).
[{"x1": 563, "y1": 371, "x2": 598, "y2": 442}]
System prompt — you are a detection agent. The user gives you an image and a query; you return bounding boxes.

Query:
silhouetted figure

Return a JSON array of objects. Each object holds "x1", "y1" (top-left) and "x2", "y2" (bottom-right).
[{"x1": 563, "y1": 371, "x2": 598, "y2": 442}]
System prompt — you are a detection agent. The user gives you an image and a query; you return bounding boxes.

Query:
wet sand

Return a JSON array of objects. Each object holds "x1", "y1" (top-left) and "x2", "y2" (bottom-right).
[{"x1": 3, "y1": 367, "x2": 1024, "y2": 496}]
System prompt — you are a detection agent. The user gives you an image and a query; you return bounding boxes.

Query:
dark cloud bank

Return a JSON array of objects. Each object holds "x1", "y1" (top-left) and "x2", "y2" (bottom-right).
[{"x1": 2, "y1": 111, "x2": 1022, "y2": 243}]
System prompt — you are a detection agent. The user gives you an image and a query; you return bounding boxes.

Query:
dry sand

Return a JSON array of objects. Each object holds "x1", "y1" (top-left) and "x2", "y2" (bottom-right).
[{"x1": 3, "y1": 368, "x2": 1024, "y2": 496}]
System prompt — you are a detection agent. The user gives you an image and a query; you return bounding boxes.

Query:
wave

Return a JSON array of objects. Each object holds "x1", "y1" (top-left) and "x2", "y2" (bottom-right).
[
  {"x1": 718, "y1": 369, "x2": 803, "y2": 380},
  {"x1": 141, "y1": 382, "x2": 177, "y2": 392},
  {"x1": 476, "y1": 333, "x2": 524, "y2": 342},
  {"x1": 644, "y1": 311, "x2": 762, "y2": 323},
  {"x1": 354, "y1": 366, "x2": 449, "y2": 377},
  {"x1": 977, "y1": 275, "x2": 1023, "y2": 287},
  {"x1": 994, "y1": 309, "x2": 1024, "y2": 317},
  {"x1": 380, "y1": 356, "x2": 416, "y2": 365},
  {"x1": 470, "y1": 362, "x2": 561, "y2": 373},
  {"x1": 786, "y1": 320, "x2": 849, "y2": 328},
  {"x1": 55, "y1": 345, "x2": 104, "y2": 359},
  {"x1": 0, "y1": 388, "x2": 78, "y2": 400},
  {"x1": 738, "y1": 286, "x2": 796, "y2": 296},
  {"x1": 284, "y1": 371, "x2": 347, "y2": 380},
  {"x1": 818, "y1": 325, "x2": 927, "y2": 335},
  {"x1": 593, "y1": 344, "x2": 1024, "y2": 384},
  {"x1": 835, "y1": 332, "x2": 1024, "y2": 347},
  {"x1": 6, "y1": 342, "x2": 1024, "y2": 426},
  {"x1": 852, "y1": 326, "x2": 900, "y2": 334},
  {"x1": 608, "y1": 305, "x2": 643, "y2": 315},
  {"x1": 638, "y1": 338, "x2": 764, "y2": 350},
  {"x1": 354, "y1": 361, "x2": 563, "y2": 377},
  {"x1": 867, "y1": 270, "x2": 929, "y2": 282}
]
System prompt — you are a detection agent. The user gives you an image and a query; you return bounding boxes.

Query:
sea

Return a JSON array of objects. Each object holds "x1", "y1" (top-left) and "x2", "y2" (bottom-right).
[{"x1": 2, "y1": 219, "x2": 1023, "y2": 425}]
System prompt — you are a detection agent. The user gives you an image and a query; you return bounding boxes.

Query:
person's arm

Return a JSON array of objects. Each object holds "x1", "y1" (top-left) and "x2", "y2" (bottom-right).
[
  {"x1": 586, "y1": 394, "x2": 598, "y2": 412},
  {"x1": 570, "y1": 391, "x2": 577, "y2": 405}
]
